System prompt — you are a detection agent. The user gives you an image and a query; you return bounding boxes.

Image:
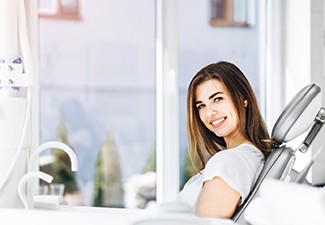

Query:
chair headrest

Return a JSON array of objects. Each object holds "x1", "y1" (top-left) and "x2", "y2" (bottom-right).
[{"x1": 271, "y1": 84, "x2": 322, "y2": 144}]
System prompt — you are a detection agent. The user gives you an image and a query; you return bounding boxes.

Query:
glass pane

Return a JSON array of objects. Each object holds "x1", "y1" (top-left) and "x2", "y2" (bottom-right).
[{"x1": 39, "y1": 0, "x2": 156, "y2": 208}]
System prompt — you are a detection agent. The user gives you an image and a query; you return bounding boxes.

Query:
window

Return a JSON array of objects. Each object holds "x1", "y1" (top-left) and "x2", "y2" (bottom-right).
[{"x1": 39, "y1": 0, "x2": 157, "y2": 208}]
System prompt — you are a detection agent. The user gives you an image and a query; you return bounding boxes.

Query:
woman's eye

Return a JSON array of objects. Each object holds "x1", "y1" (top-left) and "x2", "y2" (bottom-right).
[
  {"x1": 214, "y1": 97, "x2": 223, "y2": 102},
  {"x1": 196, "y1": 104, "x2": 205, "y2": 110}
]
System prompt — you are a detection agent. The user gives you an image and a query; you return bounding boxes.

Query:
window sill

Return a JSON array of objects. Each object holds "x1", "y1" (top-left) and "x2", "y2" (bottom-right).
[{"x1": 0, "y1": 206, "x2": 144, "y2": 225}]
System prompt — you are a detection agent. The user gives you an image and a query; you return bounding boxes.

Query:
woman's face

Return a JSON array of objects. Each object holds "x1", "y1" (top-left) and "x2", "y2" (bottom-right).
[{"x1": 195, "y1": 79, "x2": 244, "y2": 147}]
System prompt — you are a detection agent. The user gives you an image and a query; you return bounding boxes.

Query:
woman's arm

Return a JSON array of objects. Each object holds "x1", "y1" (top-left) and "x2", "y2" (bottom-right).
[{"x1": 196, "y1": 176, "x2": 241, "y2": 218}]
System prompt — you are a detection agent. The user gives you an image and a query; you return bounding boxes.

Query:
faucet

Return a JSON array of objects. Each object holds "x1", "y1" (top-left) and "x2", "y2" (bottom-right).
[
  {"x1": 28, "y1": 141, "x2": 78, "y2": 173},
  {"x1": 18, "y1": 171, "x2": 53, "y2": 209},
  {"x1": 23, "y1": 141, "x2": 78, "y2": 208}
]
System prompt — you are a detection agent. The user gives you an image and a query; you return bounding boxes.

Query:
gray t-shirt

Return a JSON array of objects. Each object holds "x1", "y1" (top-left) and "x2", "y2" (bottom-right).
[{"x1": 175, "y1": 144, "x2": 264, "y2": 209}]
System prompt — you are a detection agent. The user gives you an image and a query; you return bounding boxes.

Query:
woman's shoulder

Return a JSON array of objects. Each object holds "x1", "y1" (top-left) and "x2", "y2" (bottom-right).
[
  {"x1": 232, "y1": 143, "x2": 264, "y2": 157},
  {"x1": 203, "y1": 144, "x2": 264, "y2": 187}
]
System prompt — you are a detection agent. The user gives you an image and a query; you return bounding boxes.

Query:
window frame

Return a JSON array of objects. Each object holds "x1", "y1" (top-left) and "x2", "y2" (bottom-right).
[{"x1": 155, "y1": 0, "x2": 180, "y2": 204}]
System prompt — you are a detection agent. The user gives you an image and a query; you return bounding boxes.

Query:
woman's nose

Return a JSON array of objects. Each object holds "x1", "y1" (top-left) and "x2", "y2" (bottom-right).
[{"x1": 206, "y1": 106, "x2": 217, "y2": 117}]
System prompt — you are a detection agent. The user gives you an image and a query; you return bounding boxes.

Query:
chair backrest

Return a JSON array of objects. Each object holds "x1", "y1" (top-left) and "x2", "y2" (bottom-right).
[{"x1": 232, "y1": 84, "x2": 322, "y2": 224}]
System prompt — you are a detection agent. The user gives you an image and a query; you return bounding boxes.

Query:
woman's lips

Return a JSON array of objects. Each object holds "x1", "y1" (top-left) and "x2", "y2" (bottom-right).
[{"x1": 211, "y1": 117, "x2": 226, "y2": 128}]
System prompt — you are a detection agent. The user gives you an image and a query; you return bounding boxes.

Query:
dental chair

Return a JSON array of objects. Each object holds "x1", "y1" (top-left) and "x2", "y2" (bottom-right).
[{"x1": 232, "y1": 83, "x2": 325, "y2": 225}]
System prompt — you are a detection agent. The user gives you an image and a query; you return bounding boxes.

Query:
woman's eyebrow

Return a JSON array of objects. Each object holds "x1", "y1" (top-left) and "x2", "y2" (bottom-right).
[
  {"x1": 208, "y1": 91, "x2": 223, "y2": 100},
  {"x1": 195, "y1": 91, "x2": 223, "y2": 105}
]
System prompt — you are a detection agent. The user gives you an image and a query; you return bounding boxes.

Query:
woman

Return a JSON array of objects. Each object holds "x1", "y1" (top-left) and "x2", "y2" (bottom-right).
[{"x1": 175, "y1": 61, "x2": 274, "y2": 218}]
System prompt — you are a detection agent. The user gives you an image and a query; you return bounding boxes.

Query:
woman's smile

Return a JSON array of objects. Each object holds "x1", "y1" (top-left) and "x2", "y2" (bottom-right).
[{"x1": 210, "y1": 117, "x2": 226, "y2": 128}]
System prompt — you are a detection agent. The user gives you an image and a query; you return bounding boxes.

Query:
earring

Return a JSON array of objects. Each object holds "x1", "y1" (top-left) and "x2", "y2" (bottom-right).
[{"x1": 244, "y1": 100, "x2": 248, "y2": 108}]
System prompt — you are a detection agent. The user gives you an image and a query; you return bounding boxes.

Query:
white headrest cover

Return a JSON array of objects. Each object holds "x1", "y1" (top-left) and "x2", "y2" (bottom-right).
[{"x1": 272, "y1": 84, "x2": 322, "y2": 143}]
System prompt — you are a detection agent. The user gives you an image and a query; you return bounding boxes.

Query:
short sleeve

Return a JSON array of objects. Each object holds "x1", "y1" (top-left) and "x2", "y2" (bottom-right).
[{"x1": 202, "y1": 145, "x2": 263, "y2": 204}]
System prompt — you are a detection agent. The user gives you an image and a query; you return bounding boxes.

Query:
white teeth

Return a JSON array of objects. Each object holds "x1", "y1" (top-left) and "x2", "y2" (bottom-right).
[{"x1": 212, "y1": 118, "x2": 225, "y2": 125}]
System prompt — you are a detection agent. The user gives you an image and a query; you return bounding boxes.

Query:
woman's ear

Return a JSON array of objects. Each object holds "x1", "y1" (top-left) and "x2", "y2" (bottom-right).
[{"x1": 244, "y1": 100, "x2": 248, "y2": 108}]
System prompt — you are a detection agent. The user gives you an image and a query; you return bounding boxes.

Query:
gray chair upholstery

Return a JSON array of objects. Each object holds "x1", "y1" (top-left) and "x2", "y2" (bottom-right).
[{"x1": 232, "y1": 84, "x2": 322, "y2": 224}]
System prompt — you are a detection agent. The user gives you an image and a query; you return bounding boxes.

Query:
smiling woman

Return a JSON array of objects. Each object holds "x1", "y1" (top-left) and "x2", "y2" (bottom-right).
[{"x1": 175, "y1": 61, "x2": 274, "y2": 219}]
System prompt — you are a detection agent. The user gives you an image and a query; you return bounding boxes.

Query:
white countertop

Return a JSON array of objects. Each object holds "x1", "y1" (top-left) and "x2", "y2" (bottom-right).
[
  {"x1": 0, "y1": 206, "x2": 236, "y2": 225},
  {"x1": 0, "y1": 207, "x2": 142, "y2": 225}
]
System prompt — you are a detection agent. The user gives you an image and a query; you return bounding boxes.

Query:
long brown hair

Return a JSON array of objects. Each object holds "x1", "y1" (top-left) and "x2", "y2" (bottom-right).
[{"x1": 186, "y1": 61, "x2": 274, "y2": 171}]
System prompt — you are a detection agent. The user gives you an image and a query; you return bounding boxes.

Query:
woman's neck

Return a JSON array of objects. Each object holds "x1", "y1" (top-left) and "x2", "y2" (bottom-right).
[{"x1": 224, "y1": 133, "x2": 252, "y2": 149}]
